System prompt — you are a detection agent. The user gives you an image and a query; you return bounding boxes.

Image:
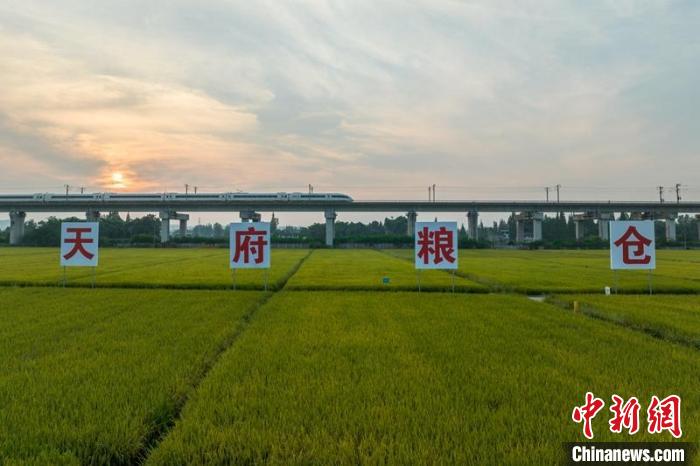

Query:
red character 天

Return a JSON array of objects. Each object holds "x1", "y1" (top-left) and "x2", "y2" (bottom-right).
[
  {"x1": 417, "y1": 226, "x2": 455, "y2": 265},
  {"x1": 233, "y1": 226, "x2": 268, "y2": 264},
  {"x1": 614, "y1": 226, "x2": 652, "y2": 265},
  {"x1": 647, "y1": 395, "x2": 682, "y2": 438},
  {"x1": 609, "y1": 395, "x2": 641, "y2": 435},
  {"x1": 63, "y1": 227, "x2": 95, "y2": 260},
  {"x1": 572, "y1": 392, "x2": 605, "y2": 439}
]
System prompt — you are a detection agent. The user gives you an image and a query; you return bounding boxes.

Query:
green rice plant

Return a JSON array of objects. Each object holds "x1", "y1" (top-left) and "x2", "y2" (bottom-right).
[
  {"x1": 386, "y1": 249, "x2": 700, "y2": 294},
  {"x1": 146, "y1": 292, "x2": 700, "y2": 465},
  {"x1": 285, "y1": 249, "x2": 486, "y2": 292},
  {"x1": 554, "y1": 294, "x2": 700, "y2": 349},
  {"x1": 0, "y1": 248, "x2": 308, "y2": 290},
  {"x1": 0, "y1": 287, "x2": 262, "y2": 464}
]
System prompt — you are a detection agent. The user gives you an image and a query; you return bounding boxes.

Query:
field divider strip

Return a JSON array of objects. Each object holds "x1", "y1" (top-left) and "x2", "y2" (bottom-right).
[
  {"x1": 374, "y1": 248, "x2": 509, "y2": 293},
  {"x1": 135, "y1": 249, "x2": 313, "y2": 465},
  {"x1": 544, "y1": 296, "x2": 700, "y2": 351},
  {"x1": 284, "y1": 284, "x2": 488, "y2": 293}
]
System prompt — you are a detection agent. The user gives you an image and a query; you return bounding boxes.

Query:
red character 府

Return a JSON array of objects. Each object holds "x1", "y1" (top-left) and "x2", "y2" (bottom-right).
[{"x1": 233, "y1": 226, "x2": 268, "y2": 264}]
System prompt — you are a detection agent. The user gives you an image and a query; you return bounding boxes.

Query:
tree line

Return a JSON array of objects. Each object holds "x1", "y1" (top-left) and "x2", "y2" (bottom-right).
[{"x1": 2, "y1": 212, "x2": 698, "y2": 247}]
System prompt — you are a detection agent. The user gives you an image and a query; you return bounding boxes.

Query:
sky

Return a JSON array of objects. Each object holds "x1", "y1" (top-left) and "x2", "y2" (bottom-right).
[{"x1": 0, "y1": 0, "x2": 698, "y2": 226}]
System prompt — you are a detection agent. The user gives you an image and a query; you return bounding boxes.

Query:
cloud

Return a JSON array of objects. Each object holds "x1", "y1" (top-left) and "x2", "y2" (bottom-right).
[{"x1": 0, "y1": 0, "x2": 697, "y2": 202}]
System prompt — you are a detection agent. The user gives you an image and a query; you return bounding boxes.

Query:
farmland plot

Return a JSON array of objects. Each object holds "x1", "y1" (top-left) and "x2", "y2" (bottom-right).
[
  {"x1": 0, "y1": 248, "x2": 307, "y2": 290},
  {"x1": 147, "y1": 292, "x2": 699, "y2": 465},
  {"x1": 386, "y1": 249, "x2": 700, "y2": 293},
  {"x1": 0, "y1": 287, "x2": 262, "y2": 464},
  {"x1": 556, "y1": 294, "x2": 700, "y2": 348},
  {"x1": 285, "y1": 249, "x2": 486, "y2": 292}
]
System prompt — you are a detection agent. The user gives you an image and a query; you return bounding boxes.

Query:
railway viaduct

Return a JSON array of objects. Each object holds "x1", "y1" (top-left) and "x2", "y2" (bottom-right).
[{"x1": 3, "y1": 194, "x2": 700, "y2": 246}]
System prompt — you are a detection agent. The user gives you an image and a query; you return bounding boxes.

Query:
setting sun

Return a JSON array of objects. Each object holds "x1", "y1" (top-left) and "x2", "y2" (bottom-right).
[{"x1": 111, "y1": 172, "x2": 124, "y2": 183}]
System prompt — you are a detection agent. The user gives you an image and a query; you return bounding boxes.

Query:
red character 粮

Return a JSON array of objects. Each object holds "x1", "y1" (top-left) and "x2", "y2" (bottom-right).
[{"x1": 417, "y1": 226, "x2": 455, "y2": 265}]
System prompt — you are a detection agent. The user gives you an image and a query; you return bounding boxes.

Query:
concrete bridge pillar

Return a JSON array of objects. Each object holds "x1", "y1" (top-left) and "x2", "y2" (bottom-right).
[
  {"x1": 86, "y1": 209, "x2": 101, "y2": 222},
  {"x1": 515, "y1": 212, "x2": 543, "y2": 242},
  {"x1": 9, "y1": 211, "x2": 26, "y2": 245},
  {"x1": 179, "y1": 218, "x2": 188, "y2": 237},
  {"x1": 169, "y1": 213, "x2": 190, "y2": 237},
  {"x1": 324, "y1": 209, "x2": 336, "y2": 247},
  {"x1": 665, "y1": 217, "x2": 677, "y2": 242},
  {"x1": 406, "y1": 211, "x2": 417, "y2": 237},
  {"x1": 467, "y1": 211, "x2": 478, "y2": 240},
  {"x1": 159, "y1": 211, "x2": 171, "y2": 243},
  {"x1": 532, "y1": 213, "x2": 543, "y2": 241},
  {"x1": 239, "y1": 210, "x2": 260, "y2": 223},
  {"x1": 574, "y1": 216, "x2": 585, "y2": 241},
  {"x1": 515, "y1": 218, "x2": 525, "y2": 243},
  {"x1": 597, "y1": 213, "x2": 613, "y2": 240}
]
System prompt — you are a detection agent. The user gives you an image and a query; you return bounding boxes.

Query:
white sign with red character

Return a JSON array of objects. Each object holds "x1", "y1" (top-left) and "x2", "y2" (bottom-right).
[
  {"x1": 414, "y1": 221, "x2": 458, "y2": 270},
  {"x1": 60, "y1": 222, "x2": 99, "y2": 267},
  {"x1": 610, "y1": 220, "x2": 655, "y2": 270},
  {"x1": 230, "y1": 222, "x2": 270, "y2": 269}
]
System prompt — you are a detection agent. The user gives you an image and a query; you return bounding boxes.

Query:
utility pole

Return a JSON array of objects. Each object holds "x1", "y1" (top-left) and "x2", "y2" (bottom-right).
[
  {"x1": 194, "y1": 186, "x2": 198, "y2": 195},
  {"x1": 657, "y1": 186, "x2": 664, "y2": 203},
  {"x1": 309, "y1": 184, "x2": 313, "y2": 193},
  {"x1": 545, "y1": 187, "x2": 550, "y2": 202},
  {"x1": 185, "y1": 183, "x2": 189, "y2": 195},
  {"x1": 80, "y1": 187, "x2": 85, "y2": 194},
  {"x1": 432, "y1": 184, "x2": 436, "y2": 202},
  {"x1": 675, "y1": 183, "x2": 682, "y2": 204},
  {"x1": 428, "y1": 186, "x2": 431, "y2": 202},
  {"x1": 64, "y1": 184, "x2": 70, "y2": 198},
  {"x1": 555, "y1": 184, "x2": 561, "y2": 203}
]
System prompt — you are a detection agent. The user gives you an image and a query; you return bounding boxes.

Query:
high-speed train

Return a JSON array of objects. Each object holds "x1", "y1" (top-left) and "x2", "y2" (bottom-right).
[{"x1": 0, "y1": 192, "x2": 354, "y2": 203}]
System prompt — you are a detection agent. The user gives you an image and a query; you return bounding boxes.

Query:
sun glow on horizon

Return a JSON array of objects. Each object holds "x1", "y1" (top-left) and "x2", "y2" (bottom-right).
[{"x1": 108, "y1": 171, "x2": 128, "y2": 189}]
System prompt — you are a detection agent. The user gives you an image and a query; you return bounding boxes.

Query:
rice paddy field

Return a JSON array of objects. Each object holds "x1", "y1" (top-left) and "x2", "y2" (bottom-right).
[
  {"x1": 386, "y1": 249, "x2": 700, "y2": 294},
  {"x1": 0, "y1": 247, "x2": 698, "y2": 464},
  {"x1": 0, "y1": 248, "x2": 308, "y2": 290}
]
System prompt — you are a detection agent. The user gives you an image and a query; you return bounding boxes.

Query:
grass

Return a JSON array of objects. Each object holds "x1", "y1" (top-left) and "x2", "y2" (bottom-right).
[
  {"x1": 0, "y1": 248, "x2": 308, "y2": 290},
  {"x1": 0, "y1": 287, "x2": 262, "y2": 464},
  {"x1": 285, "y1": 249, "x2": 486, "y2": 292},
  {"x1": 386, "y1": 249, "x2": 700, "y2": 294},
  {"x1": 553, "y1": 294, "x2": 700, "y2": 349},
  {"x1": 1, "y1": 247, "x2": 698, "y2": 464},
  {"x1": 146, "y1": 292, "x2": 699, "y2": 465},
  {"x1": 3, "y1": 247, "x2": 698, "y2": 293}
]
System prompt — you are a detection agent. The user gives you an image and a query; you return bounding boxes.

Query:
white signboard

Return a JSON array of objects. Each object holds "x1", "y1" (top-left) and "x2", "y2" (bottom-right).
[
  {"x1": 60, "y1": 222, "x2": 99, "y2": 267},
  {"x1": 230, "y1": 222, "x2": 271, "y2": 269},
  {"x1": 414, "y1": 221, "x2": 458, "y2": 270},
  {"x1": 610, "y1": 220, "x2": 655, "y2": 270}
]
